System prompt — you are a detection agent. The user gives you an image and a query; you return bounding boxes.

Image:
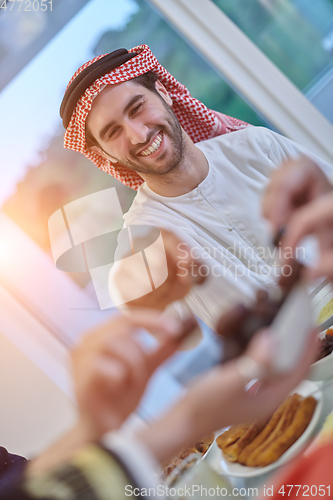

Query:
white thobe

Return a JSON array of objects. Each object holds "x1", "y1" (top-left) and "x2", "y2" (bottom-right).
[{"x1": 115, "y1": 127, "x2": 332, "y2": 330}]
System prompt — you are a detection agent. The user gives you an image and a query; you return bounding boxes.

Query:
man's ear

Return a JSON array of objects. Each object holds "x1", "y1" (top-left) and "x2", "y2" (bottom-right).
[
  {"x1": 155, "y1": 80, "x2": 172, "y2": 106},
  {"x1": 90, "y1": 145, "x2": 117, "y2": 163}
]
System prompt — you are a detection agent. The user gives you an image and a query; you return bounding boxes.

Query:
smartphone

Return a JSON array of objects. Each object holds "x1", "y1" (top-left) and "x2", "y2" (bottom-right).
[
  {"x1": 270, "y1": 281, "x2": 314, "y2": 374},
  {"x1": 219, "y1": 260, "x2": 314, "y2": 371}
]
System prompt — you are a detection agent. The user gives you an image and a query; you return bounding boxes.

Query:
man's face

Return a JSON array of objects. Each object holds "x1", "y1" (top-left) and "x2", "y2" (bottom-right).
[{"x1": 85, "y1": 80, "x2": 183, "y2": 176}]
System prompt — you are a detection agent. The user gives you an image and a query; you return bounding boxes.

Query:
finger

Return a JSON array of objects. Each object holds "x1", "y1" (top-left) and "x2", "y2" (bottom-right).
[
  {"x1": 124, "y1": 310, "x2": 198, "y2": 343},
  {"x1": 263, "y1": 189, "x2": 293, "y2": 234},
  {"x1": 262, "y1": 158, "x2": 318, "y2": 233},
  {"x1": 110, "y1": 316, "x2": 197, "y2": 381},
  {"x1": 74, "y1": 311, "x2": 196, "y2": 391},
  {"x1": 89, "y1": 310, "x2": 188, "y2": 345},
  {"x1": 306, "y1": 254, "x2": 333, "y2": 282},
  {"x1": 145, "y1": 316, "x2": 198, "y2": 375},
  {"x1": 262, "y1": 168, "x2": 305, "y2": 231},
  {"x1": 91, "y1": 356, "x2": 129, "y2": 392},
  {"x1": 245, "y1": 328, "x2": 274, "y2": 372},
  {"x1": 102, "y1": 335, "x2": 150, "y2": 389},
  {"x1": 282, "y1": 198, "x2": 333, "y2": 252},
  {"x1": 110, "y1": 316, "x2": 197, "y2": 384}
]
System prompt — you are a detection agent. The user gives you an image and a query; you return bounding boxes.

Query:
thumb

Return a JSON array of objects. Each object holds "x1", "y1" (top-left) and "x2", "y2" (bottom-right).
[{"x1": 245, "y1": 328, "x2": 275, "y2": 374}]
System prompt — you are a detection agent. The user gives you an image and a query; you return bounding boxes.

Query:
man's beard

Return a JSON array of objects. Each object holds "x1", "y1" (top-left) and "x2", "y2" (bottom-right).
[{"x1": 113, "y1": 102, "x2": 184, "y2": 176}]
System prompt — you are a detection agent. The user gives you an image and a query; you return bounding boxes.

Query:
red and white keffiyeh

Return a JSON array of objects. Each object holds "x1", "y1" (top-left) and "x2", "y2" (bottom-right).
[{"x1": 64, "y1": 44, "x2": 249, "y2": 190}]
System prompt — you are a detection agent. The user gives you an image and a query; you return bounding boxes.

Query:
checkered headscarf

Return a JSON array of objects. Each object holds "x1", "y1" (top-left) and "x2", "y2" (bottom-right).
[{"x1": 62, "y1": 44, "x2": 249, "y2": 190}]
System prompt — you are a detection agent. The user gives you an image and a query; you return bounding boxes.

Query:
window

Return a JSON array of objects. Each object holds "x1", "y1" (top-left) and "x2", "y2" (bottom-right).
[
  {"x1": 212, "y1": 0, "x2": 333, "y2": 123},
  {"x1": 213, "y1": 0, "x2": 333, "y2": 99},
  {"x1": 150, "y1": 0, "x2": 333, "y2": 163}
]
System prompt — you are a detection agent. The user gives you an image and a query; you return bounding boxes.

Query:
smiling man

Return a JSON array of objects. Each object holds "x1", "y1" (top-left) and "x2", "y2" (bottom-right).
[
  {"x1": 84, "y1": 77, "x2": 210, "y2": 199},
  {"x1": 60, "y1": 45, "x2": 332, "y2": 329},
  {"x1": 85, "y1": 79, "x2": 186, "y2": 186}
]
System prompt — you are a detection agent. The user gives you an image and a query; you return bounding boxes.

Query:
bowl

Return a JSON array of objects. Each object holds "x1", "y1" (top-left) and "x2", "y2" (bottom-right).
[
  {"x1": 307, "y1": 332, "x2": 333, "y2": 381},
  {"x1": 308, "y1": 279, "x2": 333, "y2": 381},
  {"x1": 310, "y1": 279, "x2": 333, "y2": 331}
]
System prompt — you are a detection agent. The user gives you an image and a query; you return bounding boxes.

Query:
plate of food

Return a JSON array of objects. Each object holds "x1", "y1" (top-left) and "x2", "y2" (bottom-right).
[
  {"x1": 308, "y1": 280, "x2": 333, "y2": 380},
  {"x1": 161, "y1": 433, "x2": 215, "y2": 485},
  {"x1": 310, "y1": 278, "x2": 333, "y2": 332},
  {"x1": 208, "y1": 380, "x2": 322, "y2": 478},
  {"x1": 308, "y1": 328, "x2": 333, "y2": 381}
]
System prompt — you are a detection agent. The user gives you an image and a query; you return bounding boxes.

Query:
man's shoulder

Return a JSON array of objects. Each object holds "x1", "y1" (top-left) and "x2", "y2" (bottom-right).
[
  {"x1": 196, "y1": 126, "x2": 282, "y2": 164},
  {"x1": 199, "y1": 126, "x2": 276, "y2": 149}
]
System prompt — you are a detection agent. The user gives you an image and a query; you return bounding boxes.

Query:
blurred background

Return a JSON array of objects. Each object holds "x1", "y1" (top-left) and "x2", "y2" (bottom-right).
[{"x1": 1, "y1": 0, "x2": 333, "y2": 458}]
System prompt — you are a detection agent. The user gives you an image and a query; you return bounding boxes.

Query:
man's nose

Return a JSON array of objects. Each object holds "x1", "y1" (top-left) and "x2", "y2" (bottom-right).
[{"x1": 125, "y1": 120, "x2": 149, "y2": 145}]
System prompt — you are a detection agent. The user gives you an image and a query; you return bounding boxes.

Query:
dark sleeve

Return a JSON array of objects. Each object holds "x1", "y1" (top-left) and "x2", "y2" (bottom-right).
[
  {"x1": 0, "y1": 447, "x2": 34, "y2": 500},
  {"x1": 1, "y1": 444, "x2": 144, "y2": 500}
]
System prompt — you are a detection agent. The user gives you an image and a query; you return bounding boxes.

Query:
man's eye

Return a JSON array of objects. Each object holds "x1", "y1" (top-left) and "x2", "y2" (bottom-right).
[
  {"x1": 108, "y1": 127, "x2": 119, "y2": 139},
  {"x1": 131, "y1": 102, "x2": 143, "y2": 115}
]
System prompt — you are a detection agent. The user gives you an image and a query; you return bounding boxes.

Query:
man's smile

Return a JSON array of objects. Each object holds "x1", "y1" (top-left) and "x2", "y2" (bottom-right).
[{"x1": 137, "y1": 131, "x2": 163, "y2": 157}]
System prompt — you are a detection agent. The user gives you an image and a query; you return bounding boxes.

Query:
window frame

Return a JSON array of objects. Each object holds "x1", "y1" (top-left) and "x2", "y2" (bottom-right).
[{"x1": 149, "y1": 0, "x2": 333, "y2": 164}]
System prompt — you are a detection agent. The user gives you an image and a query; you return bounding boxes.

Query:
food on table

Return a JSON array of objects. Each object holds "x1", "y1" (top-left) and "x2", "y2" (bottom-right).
[
  {"x1": 318, "y1": 298, "x2": 333, "y2": 324},
  {"x1": 237, "y1": 395, "x2": 295, "y2": 465},
  {"x1": 217, "y1": 393, "x2": 317, "y2": 468},
  {"x1": 250, "y1": 396, "x2": 316, "y2": 467},
  {"x1": 222, "y1": 420, "x2": 268, "y2": 463},
  {"x1": 216, "y1": 424, "x2": 249, "y2": 450},
  {"x1": 316, "y1": 332, "x2": 333, "y2": 361},
  {"x1": 239, "y1": 394, "x2": 301, "y2": 467},
  {"x1": 161, "y1": 433, "x2": 215, "y2": 479}
]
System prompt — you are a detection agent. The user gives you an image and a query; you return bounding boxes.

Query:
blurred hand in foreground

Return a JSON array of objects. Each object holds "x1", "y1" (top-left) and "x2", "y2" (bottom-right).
[
  {"x1": 281, "y1": 192, "x2": 333, "y2": 281},
  {"x1": 72, "y1": 311, "x2": 197, "y2": 439},
  {"x1": 27, "y1": 311, "x2": 197, "y2": 478},
  {"x1": 109, "y1": 228, "x2": 205, "y2": 311},
  {"x1": 28, "y1": 306, "x2": 317, "y2": 477},
  {"x1": 262, "y1": 157, "x2": 332, "y2": 236}
]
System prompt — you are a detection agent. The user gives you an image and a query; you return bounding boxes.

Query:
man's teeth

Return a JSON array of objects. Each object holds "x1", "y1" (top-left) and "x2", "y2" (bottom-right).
[{"x1": 140, "y1": 133, "x2": 162, "y2": 156}]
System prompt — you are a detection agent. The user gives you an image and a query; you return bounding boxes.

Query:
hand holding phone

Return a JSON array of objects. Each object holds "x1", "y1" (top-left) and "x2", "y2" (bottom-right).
[
  {"x1": 270, "y1": 281, "x2": 314, "y2": 374},
  {"x1": 216, "y1": 260, "x2": 315, "y2": 374}
]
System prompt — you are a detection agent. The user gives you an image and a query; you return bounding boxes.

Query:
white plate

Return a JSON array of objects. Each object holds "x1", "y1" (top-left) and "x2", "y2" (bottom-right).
[
  {"x1": 310, "y1": 279, "x2": 333, "y2": 331},
  {"x1": 208, "y1": 380, "x2": 322, "y2": 478},
  {"x1": 307, "y1": 279, "x2": 333, "y2": 380},
  {"x1": 308, "y1": 331, "x2": 333, "y2": 381},
  {"x1": 164, "y1": 452, "x2": 203, "y2": 487}
]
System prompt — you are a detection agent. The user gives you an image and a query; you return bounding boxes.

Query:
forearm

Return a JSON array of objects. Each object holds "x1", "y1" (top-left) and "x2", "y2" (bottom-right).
[
  {"x1": 137, "y1": 363, "x2": 246, "y2": 464},
  {"x1": 136, "y1": 398, "x2": 196, "y2": 464}
]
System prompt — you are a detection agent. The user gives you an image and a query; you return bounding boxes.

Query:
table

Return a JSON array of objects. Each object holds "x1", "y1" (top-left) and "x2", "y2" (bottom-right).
[{"x1": 174, "y1": 378, "x2": 333, "y2": 499}]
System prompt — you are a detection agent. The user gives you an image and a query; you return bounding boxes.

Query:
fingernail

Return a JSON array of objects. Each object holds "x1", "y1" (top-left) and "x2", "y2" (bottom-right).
[
  {"x1": 273, "y1": 227, "x2": 286, "y2": 248},
  {"x1": 258, "y1": 329, "x2": 274, "y2": 352}
]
